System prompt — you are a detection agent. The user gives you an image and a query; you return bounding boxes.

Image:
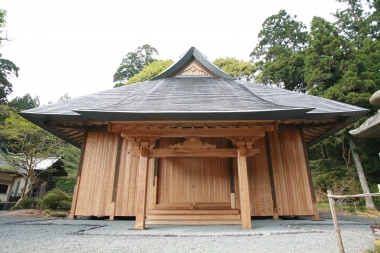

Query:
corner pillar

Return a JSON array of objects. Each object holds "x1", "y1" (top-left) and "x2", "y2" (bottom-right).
[
  {"x1": 125, "y1": 138, "x2": 156, "y2": 230},
  {"x1": 237, "y1": 147, "x2": 252, "y2": 229},
  {"x1": 228, "y1": 137, "x2": 261, "y2": 230}
]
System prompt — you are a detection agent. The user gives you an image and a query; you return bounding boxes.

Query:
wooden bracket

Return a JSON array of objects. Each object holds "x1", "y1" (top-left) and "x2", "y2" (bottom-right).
[{"x1": 169, "y1": 137, "x2": 216, "y2": 149}]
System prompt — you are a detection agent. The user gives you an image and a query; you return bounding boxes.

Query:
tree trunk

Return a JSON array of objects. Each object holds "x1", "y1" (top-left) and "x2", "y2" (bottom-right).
[{"x1": 348, "y1": 135, "x2": 376, "y2": 210}]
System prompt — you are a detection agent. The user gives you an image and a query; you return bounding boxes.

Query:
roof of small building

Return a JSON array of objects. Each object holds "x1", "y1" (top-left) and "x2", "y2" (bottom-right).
[{"x1": 20, "y1": 47, "x2": 369, "y2": 147}]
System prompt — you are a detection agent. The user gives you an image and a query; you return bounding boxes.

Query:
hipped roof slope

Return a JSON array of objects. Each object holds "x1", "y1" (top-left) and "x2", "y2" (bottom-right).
[{"x1": 20, "y1": 47, "x2": 368, "y2": 148}]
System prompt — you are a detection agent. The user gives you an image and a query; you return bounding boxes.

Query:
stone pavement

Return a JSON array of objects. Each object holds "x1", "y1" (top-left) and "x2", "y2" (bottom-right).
[{"x1": 0, "y1": 213, "x2": 376, "y2": 253}]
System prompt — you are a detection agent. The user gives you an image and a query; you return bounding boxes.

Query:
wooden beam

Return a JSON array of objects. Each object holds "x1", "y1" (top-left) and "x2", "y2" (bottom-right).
[
  {"x1": 135, "y1": 146, "x2": 150, "y2": 230},
  {"x1": 69, "y1": 131, "x2": 88, "y2": 219},
  {"x1": 237, "y1": 148, "x2": 252, "y2": 229},
  {"x1": 115, "y1": 128, "x2": 266, "y2": 138},
  {"x1": 127, "y1": 148, "x2": 259, "y2": 158}
]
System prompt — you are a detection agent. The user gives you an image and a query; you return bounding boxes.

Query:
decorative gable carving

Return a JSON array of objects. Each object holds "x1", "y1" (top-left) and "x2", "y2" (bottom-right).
[{"x1": 177, "y1": 60, "x2": 210, "y2": 76}]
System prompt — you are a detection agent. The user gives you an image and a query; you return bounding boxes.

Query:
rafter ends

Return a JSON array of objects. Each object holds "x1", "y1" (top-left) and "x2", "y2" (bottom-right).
[{"x1": 169, "y1": 137, "x2": 216, "y2": 149}]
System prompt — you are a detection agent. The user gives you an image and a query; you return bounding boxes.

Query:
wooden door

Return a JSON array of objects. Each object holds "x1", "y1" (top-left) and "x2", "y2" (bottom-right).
[
  {"x1": 157, "y1": 157, "x2": 231, "y2": 205},
  {"x1": 156, "y1": 138, "x2": 231, "y2": 208}
]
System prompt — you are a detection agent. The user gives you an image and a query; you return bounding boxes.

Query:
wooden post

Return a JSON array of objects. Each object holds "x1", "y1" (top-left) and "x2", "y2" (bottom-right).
[
  {"x1": 69, "y1": 131, "x2": 88, "y2": 219},
  {"x1": 237, "y1": 148, "x2": 252, "y2": 229},
  {"x1": 135, "y1": 145, "x2": 149, "y2": 230},
  {"x1": 327, "y1": 190, "x2": 345, "y2": 253},
  {"x1": 110, "y1": 135, "x2": 123, "y2": 221}
]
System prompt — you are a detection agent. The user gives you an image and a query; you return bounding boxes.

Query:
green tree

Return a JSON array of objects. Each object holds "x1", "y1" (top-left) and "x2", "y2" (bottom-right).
[
  {"x1": 0, "y1": 112, "x2": 62, "y2": 204},
  {"x1": 0, "y1": 9, "x2": 19, "y2": 104},
  {"x1": 113, "y1": 44, "x2": 158, "y2": 87},
  {"x1": 213, "y1": 58, "x2": 257, "y2": 81},
  {"x1": 305, "y1": 0, "x2": 380, "y2": 209},
  {"x1": 250, "y1": 10, "x2": 308, "y2": 92},
  {"x1": 125, "y1": 59, "x2": 173, "y2": 85},
  {"x1": 10, "y1": 94, "x2": 40, "y2": 112}
]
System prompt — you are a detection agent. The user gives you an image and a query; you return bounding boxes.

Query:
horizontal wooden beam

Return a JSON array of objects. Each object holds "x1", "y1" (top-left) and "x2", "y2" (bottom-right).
[
  {"x1": 127, "y1": 148, "x2": 259, "y2": 158},
  {"x1": 115, "y1": 128, "x2": 266, "y2": 138}
]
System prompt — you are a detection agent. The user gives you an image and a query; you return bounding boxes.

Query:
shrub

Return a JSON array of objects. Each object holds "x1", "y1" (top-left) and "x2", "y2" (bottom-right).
[
  {"x1": 14, "y1": 197, "x2": 42, "y2": 209},
  {"x1": 42, "y1": 188, "x2": 72, "y2": 209},
  {"x1": 10, "y1": 205, "x2": 23, "y2": 211},
  {"x1": 50, "y1": 211, "x2": 67, "y2": 217}
]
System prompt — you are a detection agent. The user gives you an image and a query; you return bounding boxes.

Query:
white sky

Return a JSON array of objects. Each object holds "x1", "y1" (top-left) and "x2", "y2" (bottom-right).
[{"x1": 1, "y1": 0, "x2": 344, "y2": 105}]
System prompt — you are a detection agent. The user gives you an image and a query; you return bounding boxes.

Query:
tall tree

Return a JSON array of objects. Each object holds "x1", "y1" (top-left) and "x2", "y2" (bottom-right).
[
  {"x1": 0, "y1": 9, "x2": 19, "y2": 104},
  {"x1": 10, "y1": 94, "x2": 40, "y2": 112},
  {"x1": 113, "y1": 44, "x2": 158, "y2": 87},
  {"x1": 213, "y1": 58, "x2": 257, "y2": 81},
  {"x1": 305, "y1": 0, "x2": 380, "y2": 209},
  {"x1": 250, "y1": 10, "x2": 308, "y2": 92}
]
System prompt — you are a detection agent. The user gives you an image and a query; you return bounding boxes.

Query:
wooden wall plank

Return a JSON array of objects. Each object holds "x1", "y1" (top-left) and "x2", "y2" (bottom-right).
[
  {"x1": 69, "y1": 131, "x2": 88, "y2": 219},
  {"x1": 74, "y1": 132, "x2": 119, "y2": 216},
  {"x1": 246, "y1": 136, "x2": 274, "y2": 216},
  {"x1": 269, "y1": 130, "x2": 315, "y2": 216}
]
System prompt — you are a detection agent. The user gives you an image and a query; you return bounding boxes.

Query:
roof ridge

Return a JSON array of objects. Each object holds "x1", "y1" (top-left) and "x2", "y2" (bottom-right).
[{"x1": 151, "y1": 47, "x2": 234, "y2": 80}]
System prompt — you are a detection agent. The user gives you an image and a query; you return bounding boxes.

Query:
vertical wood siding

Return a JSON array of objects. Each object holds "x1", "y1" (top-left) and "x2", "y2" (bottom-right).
[
  {"x1": 268, "y1": 130, "x2": 314, "y2": 216},
  {"x1": 75, "y1": 132, "x2": 119, "y2": 216},
  {"x1": 247, "y1": 137, "x2": 274, "y2": 216}
]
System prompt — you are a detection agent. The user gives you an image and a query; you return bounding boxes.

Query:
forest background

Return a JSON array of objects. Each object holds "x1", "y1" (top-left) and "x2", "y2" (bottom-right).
[{"x1": 0, "y1": 0, "x2": 379, "y2": 207}]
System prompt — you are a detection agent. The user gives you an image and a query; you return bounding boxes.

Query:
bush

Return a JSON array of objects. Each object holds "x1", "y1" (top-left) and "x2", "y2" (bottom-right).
[
  {"x1": 10, "y1": 205, "x2": 23, "y2": 211},
  {"x1": 42, "y1": 188, "x2": 72, "y2": 209},
  {"x1": 12, "y1": 197, "x2": 42, "y2": 209},
  {"x1": 50, "y1": 211, "x2": 67, "y2": 217}
]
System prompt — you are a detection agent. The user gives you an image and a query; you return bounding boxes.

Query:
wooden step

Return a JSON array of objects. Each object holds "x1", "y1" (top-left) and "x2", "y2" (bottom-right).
[
  {"x1": 146, "y1": 214, "x2": 241, "y2": 220},
  {"x1": 145, "y1": 220, "x2": 241, "y2": 225},
  {"x1": 145, "y1": 208, "x2": 241, "y2": 225},
  {"x1": 155, "y1": 202, "x2": 231, "y2": 210},
  {"x1": 147, "y1": 209, "x2": 239, "y2": 215}
]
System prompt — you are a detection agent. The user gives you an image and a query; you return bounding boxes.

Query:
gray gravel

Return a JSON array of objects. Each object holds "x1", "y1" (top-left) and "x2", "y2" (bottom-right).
[{"x1": 0, "y1": 213, "x2": 376, "y2": 253}]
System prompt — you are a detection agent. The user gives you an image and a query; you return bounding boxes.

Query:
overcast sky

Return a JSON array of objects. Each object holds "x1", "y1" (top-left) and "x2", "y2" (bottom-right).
[{"x1": 1, "y1": 0, "x2": 344, "y2": 105}]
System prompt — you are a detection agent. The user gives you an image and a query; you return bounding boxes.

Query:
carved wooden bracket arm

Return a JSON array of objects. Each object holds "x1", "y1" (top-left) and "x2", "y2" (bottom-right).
[{"x1": 169, "y1": 137, "x2": 216, "y2": 149}]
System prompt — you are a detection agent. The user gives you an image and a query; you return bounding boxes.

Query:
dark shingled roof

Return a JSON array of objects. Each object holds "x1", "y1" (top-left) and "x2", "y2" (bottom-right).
[{"x1": 20, "y1": 47, "x2": 369, "y2": 147}]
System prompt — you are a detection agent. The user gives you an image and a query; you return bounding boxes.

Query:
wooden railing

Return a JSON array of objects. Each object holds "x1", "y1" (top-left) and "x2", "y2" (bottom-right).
[{"x1": 327, "y1": 190, "x2": 380, "y2": 253}]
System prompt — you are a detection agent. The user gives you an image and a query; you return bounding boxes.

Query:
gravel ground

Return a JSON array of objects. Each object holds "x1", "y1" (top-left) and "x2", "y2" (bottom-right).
[{"x1": 0, "y1": 211, "x2": 377, "y2": 253}]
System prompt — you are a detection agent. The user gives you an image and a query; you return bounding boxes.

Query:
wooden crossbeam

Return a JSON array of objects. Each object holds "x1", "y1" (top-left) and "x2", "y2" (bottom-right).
[
  {"x1": 116, "y1": 128, "x2": 266, "y2": 138},
  {"x1": 127, "y1": 148, "x2": 259, "y2": 158}
]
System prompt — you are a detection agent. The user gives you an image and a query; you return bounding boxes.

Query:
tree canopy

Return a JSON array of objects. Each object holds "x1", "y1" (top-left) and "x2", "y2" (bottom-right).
[
  {"x1": 251, "y1": 1, "x2": 380, "y2": 204},
  {"x1": 0, "y1": 9, "x2": 19, "y2": 104},
  {"x1": 125, "y1": 59, "x2": 173, "y2": 85},
  {"x1": 113, "y1": 44, "x2": 158, "y2": 87},
  {"x1": 9, "y1": 94, "x2": 40, "y2": 112},
  {"x1": 213, "y1": 58, "x2": 256, "y2": 81},
  {"x1": 250, "y1": 10, "x2": 308, "y2": 92}
]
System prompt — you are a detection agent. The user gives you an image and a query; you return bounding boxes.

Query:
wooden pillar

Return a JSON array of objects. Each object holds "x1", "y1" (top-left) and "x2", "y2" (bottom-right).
[
  {"x1": 69, "y1": 131, "x2": 88, "y2": 219},
  {"x1": 237, "y1": 148, "x2": 252, "y2": 229},
  {"x1": 109, "y1": 135, "x2": 123, "y2": 220},
  {"x1": 135, "y1": 144, "x2": 149, "y2": 230}
]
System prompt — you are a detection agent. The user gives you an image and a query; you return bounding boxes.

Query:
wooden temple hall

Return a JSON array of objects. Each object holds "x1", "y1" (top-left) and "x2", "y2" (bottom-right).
[{"x1": 21, "y1": 47, "x2": 368, "y2": 229}]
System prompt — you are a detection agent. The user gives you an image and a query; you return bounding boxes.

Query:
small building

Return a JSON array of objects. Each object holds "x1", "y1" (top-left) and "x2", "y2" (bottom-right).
[
  {"x1": 0, "y1": 155, "x2": 66, "y2": 203},
  {"x1": 20, "y1": 47, "x2": 368, "y2": 229}
]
